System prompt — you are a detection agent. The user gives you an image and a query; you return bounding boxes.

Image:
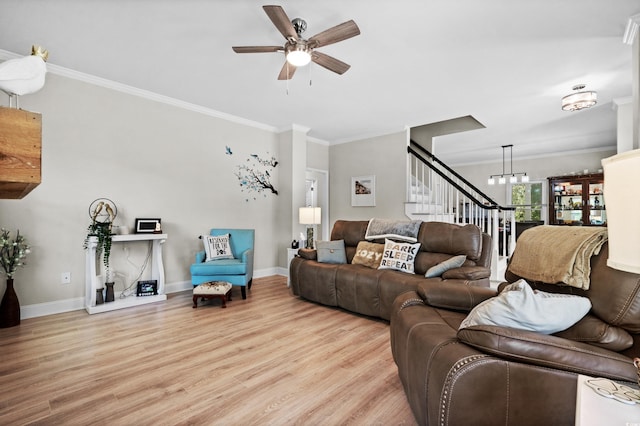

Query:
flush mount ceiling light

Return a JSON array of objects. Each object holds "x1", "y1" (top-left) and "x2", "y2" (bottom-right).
[
  {"x1": 562, "y1": 84, "x2": 598, "y2": 111},
  {"x1": 488, "y1": 144, "x2": 529, "y2": 185}
]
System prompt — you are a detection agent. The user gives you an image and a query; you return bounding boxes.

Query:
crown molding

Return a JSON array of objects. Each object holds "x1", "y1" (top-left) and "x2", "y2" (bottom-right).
[
  {"x1": 0, "y1": 49, "x2": 278, "y2": 133},
  {"x1": 623, "y1": 13, "x2": 640, "y2": 45}
]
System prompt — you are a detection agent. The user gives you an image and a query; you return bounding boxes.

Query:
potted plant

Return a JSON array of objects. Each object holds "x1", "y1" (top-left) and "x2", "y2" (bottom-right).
[
  {"x1": 84, "y1": 199, "x2": 117, "y2": 303},
  {"x1": 0, "y1": 228, "x2": 30, "y2": 327}
]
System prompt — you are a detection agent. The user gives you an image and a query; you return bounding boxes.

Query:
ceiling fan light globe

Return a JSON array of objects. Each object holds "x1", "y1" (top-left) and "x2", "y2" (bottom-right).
[{"x1": 287, "y1": 50, "x2": 311, "y2": 67}]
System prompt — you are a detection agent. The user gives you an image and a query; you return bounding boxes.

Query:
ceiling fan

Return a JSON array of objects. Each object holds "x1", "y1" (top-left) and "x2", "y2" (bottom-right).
[{"x1": 232, "y1": 5, "x2": 360, "y2": 80}]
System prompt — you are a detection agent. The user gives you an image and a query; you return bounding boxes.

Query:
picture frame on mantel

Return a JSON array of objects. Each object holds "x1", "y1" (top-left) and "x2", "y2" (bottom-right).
[{"x1": 351, "y1": 175, "x2": 376, "y2": 207}]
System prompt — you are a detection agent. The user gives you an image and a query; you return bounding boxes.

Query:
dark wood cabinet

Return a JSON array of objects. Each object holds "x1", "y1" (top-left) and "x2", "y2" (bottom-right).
[{"x1": 548, "y1": 173, "x2": 606, "y2": 226}]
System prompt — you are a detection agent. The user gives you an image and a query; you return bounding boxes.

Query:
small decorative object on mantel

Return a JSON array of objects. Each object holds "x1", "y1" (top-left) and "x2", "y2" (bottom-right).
[{"x1": 0, "y1": 228, "x2": 31, "y2": 328}]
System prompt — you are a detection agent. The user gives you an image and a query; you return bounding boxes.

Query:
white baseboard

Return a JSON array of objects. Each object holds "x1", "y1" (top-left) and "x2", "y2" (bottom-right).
[{"x1": 19, "y1": 268, "x2": 287, "y2": 320}]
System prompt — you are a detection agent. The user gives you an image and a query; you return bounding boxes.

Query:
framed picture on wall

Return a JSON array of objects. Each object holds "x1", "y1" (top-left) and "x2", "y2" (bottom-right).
[{"x1": 351, "y1": 175, "x2": 376, "y2": 207}]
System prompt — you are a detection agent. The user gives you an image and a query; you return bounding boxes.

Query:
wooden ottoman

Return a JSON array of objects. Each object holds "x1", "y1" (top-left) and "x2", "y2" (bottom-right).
[{"x1": 192, "y1": 281, "x2": 232, "y2": 308}]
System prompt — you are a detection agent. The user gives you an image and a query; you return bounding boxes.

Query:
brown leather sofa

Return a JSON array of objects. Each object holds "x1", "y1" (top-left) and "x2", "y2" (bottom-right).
[
  {"x1": 390, "y1": 242, "x2": 640, "y2": 425},
  {"x1": 289, "y1": 220, "x2": 492, "y2": 321}
]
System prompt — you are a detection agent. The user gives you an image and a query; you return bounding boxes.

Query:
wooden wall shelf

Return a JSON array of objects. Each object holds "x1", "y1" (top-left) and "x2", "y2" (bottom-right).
[{"x1": 0, "y1": 107, "x2": 42, "y2": 199}]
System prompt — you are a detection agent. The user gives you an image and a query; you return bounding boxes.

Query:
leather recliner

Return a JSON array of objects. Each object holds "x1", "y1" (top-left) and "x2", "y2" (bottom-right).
[{"x1": 390, "y1": 242, "x2": 639, "y2": 425}]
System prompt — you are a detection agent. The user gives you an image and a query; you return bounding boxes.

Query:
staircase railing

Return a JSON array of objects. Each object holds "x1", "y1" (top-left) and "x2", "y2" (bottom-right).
[{"x1": 407, "y1": 141, "x2": 516, "y2": 281}]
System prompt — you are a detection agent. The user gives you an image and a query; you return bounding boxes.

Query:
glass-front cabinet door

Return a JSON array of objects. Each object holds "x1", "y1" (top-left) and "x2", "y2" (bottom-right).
[
  {"x1": 548, "y1": 173, "x2": 605, "y2": 226},
  {"x1": 588, "y1": 181, "x2": 606, "y2": 225}
]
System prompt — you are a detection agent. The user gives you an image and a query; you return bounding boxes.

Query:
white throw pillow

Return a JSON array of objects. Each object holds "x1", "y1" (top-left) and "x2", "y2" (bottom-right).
[
  {"x1": 459, "y1": 279, "x2": 591, "y2": 334},
  {"x1": 377, "y1": 238, "x2": 421, "y2": 274},
  {"x1": 203, "y1": 234, "x2": 234, "y2": 261},
  {"x1": 425, "y1": 255, "x2": 467, "y2": 278}
]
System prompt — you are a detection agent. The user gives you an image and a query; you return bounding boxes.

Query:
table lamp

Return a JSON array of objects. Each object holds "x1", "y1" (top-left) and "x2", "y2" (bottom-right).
[
  {"x1": 602, "y1": 149, "x2": 640, "y2": 273},
  {"x1": 299, "y1": 207, "x2": 321, "y2": 249}
]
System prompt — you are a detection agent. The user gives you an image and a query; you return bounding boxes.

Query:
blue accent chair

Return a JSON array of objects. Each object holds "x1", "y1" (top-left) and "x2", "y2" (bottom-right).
[{"x1": 190, "y1": 229, "x2": 254, "y2": 299}]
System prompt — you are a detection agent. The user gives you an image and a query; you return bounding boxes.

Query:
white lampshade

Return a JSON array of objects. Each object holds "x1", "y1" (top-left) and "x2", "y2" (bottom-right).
[
  {"x1": 299, "y1": 207, "x2": 321, "y2": 225},
  {"x1": 498, "y1": 176, "x2": 506, "y2": 185},
  {"x1": 487, "y1": 177, "x2": 495, "y2": 185},
  {"x1": 521, "y1": 174, "x2": 530, "y2": 183},
  {"x1": 602, "y1": 149, "x2": 640, "y2": 273},
  {"x1": 509, "y1": 175, "x2": 518, "y2": 184}
]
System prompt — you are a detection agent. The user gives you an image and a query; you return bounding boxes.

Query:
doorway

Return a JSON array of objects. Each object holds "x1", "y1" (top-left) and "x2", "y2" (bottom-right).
[{"x1": 306, "y1": 168, "x2": 329, "y2": 240}]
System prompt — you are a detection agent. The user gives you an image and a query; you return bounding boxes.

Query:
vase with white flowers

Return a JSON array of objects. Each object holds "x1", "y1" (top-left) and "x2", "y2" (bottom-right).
[{"x1": 0, "y1": 228, "x2": 31, "y2": 328}]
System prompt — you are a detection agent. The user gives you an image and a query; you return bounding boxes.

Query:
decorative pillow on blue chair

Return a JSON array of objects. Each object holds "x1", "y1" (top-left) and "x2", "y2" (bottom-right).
[{"x1": 202, "y1": 234, "x2": 234, "y2": 261}]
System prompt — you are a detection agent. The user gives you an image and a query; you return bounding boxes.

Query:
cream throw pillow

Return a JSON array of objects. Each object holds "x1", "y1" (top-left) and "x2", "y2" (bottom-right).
[
  {"x1": 378, "y1": 239, "x2": 421, "y2": 274},
  {"x1": 459, "y1": 279, "x2": 591, "y2": 334}
]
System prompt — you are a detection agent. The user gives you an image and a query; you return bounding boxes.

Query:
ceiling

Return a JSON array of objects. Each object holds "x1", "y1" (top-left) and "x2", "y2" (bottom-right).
[{"x1": 1, "y1": 1, "x2": 638, "y2": 165}]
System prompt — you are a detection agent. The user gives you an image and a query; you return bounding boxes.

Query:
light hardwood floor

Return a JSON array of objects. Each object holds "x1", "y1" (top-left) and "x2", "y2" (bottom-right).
[{"x1": 0, "y1": 276, "x2": 418, "y2": 425}]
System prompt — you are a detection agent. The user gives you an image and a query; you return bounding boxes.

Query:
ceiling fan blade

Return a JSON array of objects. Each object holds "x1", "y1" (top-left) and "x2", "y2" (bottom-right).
[
  {"x1": 311, "y1": 51, "x2": 351, "y2": 75},
  {"x1": 232, "y1": 46, "x2": 282, "y2": 53},
  {"x1": 263, "y1": 5, "x2": 297, "y2": 42},
  {"x1": 277, "y1": 61, "x2": 297, "y2": 80},
  {"x1": 308, "y1": 20, "x2": 360, "y2": 48}
]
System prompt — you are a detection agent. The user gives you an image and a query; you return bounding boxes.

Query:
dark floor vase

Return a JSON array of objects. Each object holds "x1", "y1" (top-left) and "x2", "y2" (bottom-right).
[{"x1": 0, "y1": 278, "x2": 20, "y2": 328}]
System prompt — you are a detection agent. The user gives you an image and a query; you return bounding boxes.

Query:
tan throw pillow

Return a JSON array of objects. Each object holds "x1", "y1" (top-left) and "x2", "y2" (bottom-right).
[
  {"x1": 352, "y1": 241, "x2": 385, "y2": 269},
  {"x1": 378, "y1": 238, "x2": 421, "y2": 274}
]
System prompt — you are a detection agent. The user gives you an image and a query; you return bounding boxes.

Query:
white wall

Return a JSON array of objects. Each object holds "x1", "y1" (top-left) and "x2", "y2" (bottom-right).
[
  {"x1": 0, "y1": 73, "x2": 288, "y2": 309},
  {"x1": 329, "y1": 131, "x2": 408, "y2": 228}
]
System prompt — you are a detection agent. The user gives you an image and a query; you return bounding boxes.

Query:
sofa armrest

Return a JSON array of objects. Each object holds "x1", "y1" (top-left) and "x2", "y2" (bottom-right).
[
  {"x1": 417, "y1": 281, "x2": 497, "y2": 311},
  {"x1": 195, "y1": 250, "x2": 205, "y2": 263},
  {"x1": 297, "y1": 248, "x2": 317, "y2": 261},
  {"x1": 457, "y1": 325, "x2": 638, "y2": 383},
  {"x1": 241, "y1": 248, "x2": 254, "y2": 278},
  {"x1": 441, "y1": 266, "x2": 491, "y2": 280}
]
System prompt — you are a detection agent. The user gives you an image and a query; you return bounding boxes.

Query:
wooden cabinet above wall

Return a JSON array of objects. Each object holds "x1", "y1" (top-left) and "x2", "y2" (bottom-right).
[{"x1": 0, "y1": 107, "x2": 42, "y2": 199}]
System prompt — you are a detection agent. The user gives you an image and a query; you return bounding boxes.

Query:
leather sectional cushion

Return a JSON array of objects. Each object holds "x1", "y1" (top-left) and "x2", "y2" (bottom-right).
[
  {"x1": 457, "y1": 325, "x2": 638, "y2": 383},
  {"x1": 419, "y1": 222, "x2": 483, "y2": 262},
  {"x1": 418, "y1": 281, "x2": 497, "y2": 312},
  {"x1": 554, "y1": 314, "x2": 634, "y2": 352}
]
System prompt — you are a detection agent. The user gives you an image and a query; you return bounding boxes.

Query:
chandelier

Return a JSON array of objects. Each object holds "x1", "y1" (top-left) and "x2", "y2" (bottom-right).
[
  {"x1": 487, "y1": 144, "x2": 529, "y2": 185},
  {"x1": 561, "y1": 84, "x2": 597, "y2": 111}
]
